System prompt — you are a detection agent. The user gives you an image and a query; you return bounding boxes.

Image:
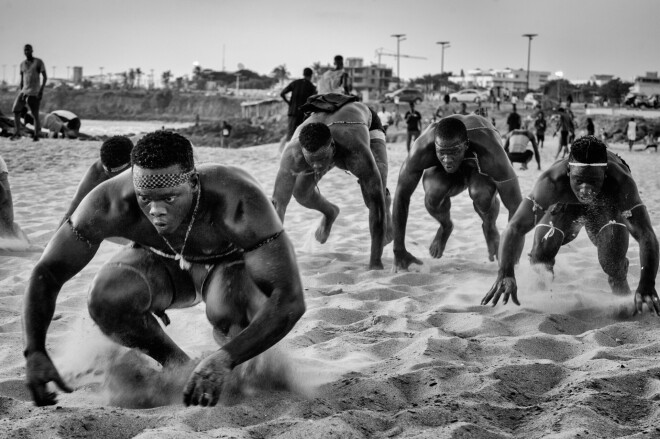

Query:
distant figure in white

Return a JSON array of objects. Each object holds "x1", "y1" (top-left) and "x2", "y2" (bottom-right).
[{"x1": 317, "y1": 55, "x2": 351, "y2": 95}]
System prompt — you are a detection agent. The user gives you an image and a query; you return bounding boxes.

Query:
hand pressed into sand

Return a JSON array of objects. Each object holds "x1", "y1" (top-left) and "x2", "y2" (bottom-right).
[
  {"x1": 25, "y1": 351, "x2": 73, "y2": 406},
  {"x1": 482, "y1": 274, "x2": 519, "y2": 307},
  {"x1": 183, "y1": 349, "x2": 232, "y2": 407},
  {"x1": 633, "y1": 286, "x2": 660, "y2": 316}
]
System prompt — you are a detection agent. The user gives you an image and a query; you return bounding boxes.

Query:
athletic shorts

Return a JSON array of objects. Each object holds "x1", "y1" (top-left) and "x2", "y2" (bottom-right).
[
  {"x1": 12, "y1": 94, "x2": 39, "y2": 114},
  {"x1": 536, "y1": 132, "x2": 545, "y2": 142},
  {"x1": 507, "y1": 151, "x2": 533, "y2": 163}
]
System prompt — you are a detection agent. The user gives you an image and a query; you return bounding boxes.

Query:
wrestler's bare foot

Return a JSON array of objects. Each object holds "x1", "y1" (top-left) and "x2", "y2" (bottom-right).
[
  {"x1": 315, "y1": 204, "x2": 340, "y2": 244},
  {"x1": 429, "y1": 223, "x2": 453, "y2": 258},
  {"x1": 609, "y1": 276, "x2": 631, "y2": 296}
]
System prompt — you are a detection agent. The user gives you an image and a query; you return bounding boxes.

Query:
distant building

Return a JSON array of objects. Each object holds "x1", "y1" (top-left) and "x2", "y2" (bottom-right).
[
  {"x1": 630, "y1": 72, "x2": 660, "y2": 96},
  {"x1": 590, "y1": 74, "x2": 615, "y2": 87},
  {"x1": 73, "y1": 66, "x2": 83, "y2": 84},
  {"x1": 343, "y1": 57, "x2": 393, "y2": 95},
  {"x1": 448, "y1": 68, "x2": 550, "y2": 94}
]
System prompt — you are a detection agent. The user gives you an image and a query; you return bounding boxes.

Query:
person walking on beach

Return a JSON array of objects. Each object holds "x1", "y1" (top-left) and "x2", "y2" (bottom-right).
[
  {"x1": 280, "y1": 68, "x2": 317, "y2": 141},
  {"x1": 317, "y1": 55, "x2": 351, "y2": 95},
  {"x1": 59, "y1": 135, "x2": 134, "y2": 226},
  {"x1": 506, "y1": 107, "x2": 521, "y2": 134},
  {"x1": 392, "y1": 114, "x2": 523, "y2": 271},
  {"x1": 534, "y1": 111, "x2": 547, "y2": 149},
  {"x1": 272, "y1": 95, "x2": 391, "y2": 270},
  {"x1": 23, "y1": 130, "x2": 306, "y2": 407},
  {"x1": 553, "y1": 107, "x2": 574, "y2": 159},
  {"x1": 404, "y1": 102, "x2": 422, "y2": 153},
  {"x1": 11, "y1": 44, "x2": 47, "y2": 141},
  {"x1": 586, "y1": 117, "x2": 595, "y2": 136},
  {"x1": 483, "y1": 135, "x2": 660, "y2": 316},
  {"x1": 627, "y1": 117, "x2": 637, "y2": 152},
  {"x1": 377, "y1": 106, "x2": 393, "y2": 135}
]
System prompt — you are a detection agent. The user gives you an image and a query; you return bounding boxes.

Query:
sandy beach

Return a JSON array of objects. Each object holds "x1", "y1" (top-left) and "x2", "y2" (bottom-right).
[{"x1": 0, "y1": 133, "x2": 659, "y2": 438}]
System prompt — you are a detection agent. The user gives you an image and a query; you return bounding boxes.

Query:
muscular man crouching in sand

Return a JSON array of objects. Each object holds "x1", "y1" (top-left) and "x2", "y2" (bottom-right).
[
  {"x1": 23, "y1": 131, "x2": 306, "y2": 407},
  {"x1": 393, "y1": 114, "x2": 523, "y2": 271},
  {"x1": 484, "y1": 135, "x2": 660, "y2": 315},
  {"x1": 272, "y1": 97, "x2": 391, "y2": 269}
]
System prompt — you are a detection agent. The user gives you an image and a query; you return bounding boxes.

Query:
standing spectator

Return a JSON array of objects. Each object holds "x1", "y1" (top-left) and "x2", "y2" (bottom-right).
[
  {"x1": 458, "y1": 102, "x2": 469, "y2": 115},
  {"x1": 280, "y1": 68, "x2": 317, "y2": 141},
  {"x1": 404, "y1": 102, "x2": 422, "y2": 152},
  {"x1": 586, "y1": 117, "x2": 595, "y2": 136},
  {"x1": 434, "y1": 94, "x2": 452, "y2": 120},
  {"x1": 377, "y1": 106, "x2": 393, "y2": 135},
  {"x1": 626, "y1": 117, "x2": 637, "y2": 151},
  {"x1": 553, "y1": 107, "x2": 574, "y2": 159},
  {"x1": 317, "y1": 55, "x2": 351, "y2": 95},
  {"x1": 506, "y1": 107, "x2": 521, "y2": 134},
  {"x1": 496, "y1": 95, "x2": 501, "y2": 111},
  {"x1": 510, "y1": 94, "x2": 518, "y2": 112},
  {"x1": 11, "y1": 44, "x2": 47, "y2": 141},
  {"x1": 534, "y1": 111, "x2": 547, "y2": 148}
]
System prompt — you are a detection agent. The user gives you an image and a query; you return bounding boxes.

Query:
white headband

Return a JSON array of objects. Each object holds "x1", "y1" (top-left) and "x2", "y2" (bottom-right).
[{"x1": 568, "y1": 162, "x2": 607, "y2": 167}]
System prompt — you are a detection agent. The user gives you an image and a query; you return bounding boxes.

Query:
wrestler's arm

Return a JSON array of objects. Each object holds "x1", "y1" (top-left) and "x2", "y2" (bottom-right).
[
  {"x1": 59, "y1": 163, "x2": 105, "y2": 227},
  {"x1": 392, "y1": 132, "x2": 434, "y2": 270},
  {"x1": 490, "y1": 153, "x2": 523, "y2": 220},
  {"x1": 23, "y1": 189, "x2": 116, "y2": 405},
  {"x1": 483, "y1": 173, "x2": 558, "y2": 306},
  {"x1": 184, "y1": 180, "x2": 305, "y2": 406},
  {"x1": 271, "y1": 145, "x2": 302, "y2": 222},
  {"x1": 618, "y1": 175, "x2": 660, "y2": 315},
  {"x1": 346, "y1": 144, "x2": 387, "y2": 270}
]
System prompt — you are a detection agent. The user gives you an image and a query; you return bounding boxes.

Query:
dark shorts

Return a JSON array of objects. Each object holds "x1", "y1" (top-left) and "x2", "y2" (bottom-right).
[
  {"x1": 536, "y1": 132, "x2": 545, "y2": 142},
  {"x1": 508, "y1": 151, "x2": 533, "y2": 163},
  {"x1": 12, "y1": 94, "x2": 40, "y2": 115},
  {"x1": 67, "y1": 117, "x2": 81, "y2": 131},
  {"x1": 560, "y1": 131, "x2": 569, "y2": 147}
]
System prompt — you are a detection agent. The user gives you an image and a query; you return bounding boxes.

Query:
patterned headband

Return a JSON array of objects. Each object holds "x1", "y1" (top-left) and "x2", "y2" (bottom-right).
[
  {"x1": 568, "y1": 162, "x2": 607, "y2": 167},
  {"x1": 133, "y1": 169, "x2": 195, "y2": 189}
]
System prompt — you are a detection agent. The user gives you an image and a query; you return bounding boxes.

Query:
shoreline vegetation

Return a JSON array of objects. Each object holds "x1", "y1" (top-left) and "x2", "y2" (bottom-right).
[{"x1": 1, "y1": 89, "x2": 659, "y2": 148}]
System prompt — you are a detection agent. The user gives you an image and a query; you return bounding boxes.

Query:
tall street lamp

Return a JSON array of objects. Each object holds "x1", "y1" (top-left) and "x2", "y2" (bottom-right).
[
  {"x1": 436, "y1": 41, "x2": 450, "y2": 75},
  {"x1": 391, "y1": 33, "x2": 406, "y2": 88},
  {"x1": 522, "y1": 33, "x2": 537, "y2": 92}
]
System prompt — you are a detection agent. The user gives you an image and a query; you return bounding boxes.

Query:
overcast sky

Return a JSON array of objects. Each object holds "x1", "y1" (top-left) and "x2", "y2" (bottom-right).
[{"x1": 1, "y1": 0, "x2": 658, "y2": 84}]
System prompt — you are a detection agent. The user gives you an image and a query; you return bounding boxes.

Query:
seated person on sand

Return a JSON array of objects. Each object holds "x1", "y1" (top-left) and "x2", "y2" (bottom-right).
[
  {"x1": 483, "y1": 135, "x2": 660, "y2": 316},
  {"x1": 0, "y1": 155, "x2": 33, "y2": 250},
  {"x1": 392, "y1": 114, "x2": 523, "y2": 271},
  {"x1": 59, "y1": 135, "x2": 133, "y2": 227},
  {"x1": 504, "y1": 128, "x2": 541, "y2": 171},
  {"x1": 23, "y1": 109, "x2": 81, "y2": 139},
  {"x1": 272, "y1": 94, "x2": 392, "y2": 270},
  {"x1": 23, "y1": 131, "x2": 306, "y2": 407}
]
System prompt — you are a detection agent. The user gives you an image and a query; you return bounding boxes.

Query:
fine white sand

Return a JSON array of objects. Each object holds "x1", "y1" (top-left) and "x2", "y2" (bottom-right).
[{"x1": 0, "y1": 134, "x2": 659, "y2": 438}]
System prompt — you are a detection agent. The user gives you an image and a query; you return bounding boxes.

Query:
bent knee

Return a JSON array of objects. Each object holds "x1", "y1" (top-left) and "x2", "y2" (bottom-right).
[{"x1": 88, "y1": 264, "x2": 153, "y2": 322}]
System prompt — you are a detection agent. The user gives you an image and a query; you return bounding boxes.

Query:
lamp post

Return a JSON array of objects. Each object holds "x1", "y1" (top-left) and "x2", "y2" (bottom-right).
[
  {"x1": 436, "y1": 41, "x2": 450, "y2": 75},
  {"x1": 522, "y1": 33, "x2": 537, "y2": 92},
  {"x1": 391, "y1": 33, "x2": 406, "y2": 88}
]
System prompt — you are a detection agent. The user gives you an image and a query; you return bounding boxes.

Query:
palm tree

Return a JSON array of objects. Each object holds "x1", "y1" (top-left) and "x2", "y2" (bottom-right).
[
  {"x1": 161, "y1": 70, "x2": 172, "y2": 88},
  {"x1": 136, "y1": 68, "x2": 143, "y2": 88},
  {"x1": 271, "y1": 64, "x2": 290, "y2": 86}
]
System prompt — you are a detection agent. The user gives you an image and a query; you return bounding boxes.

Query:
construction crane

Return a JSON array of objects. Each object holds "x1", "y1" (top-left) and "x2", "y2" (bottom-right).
[
  {"x1": 375, "y1": 48, "x2": 426, "y2": 88},
  {"x1": 375, "y1": 48, "x2": 426, "y2": 65}
]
